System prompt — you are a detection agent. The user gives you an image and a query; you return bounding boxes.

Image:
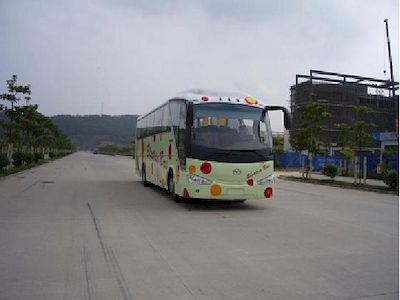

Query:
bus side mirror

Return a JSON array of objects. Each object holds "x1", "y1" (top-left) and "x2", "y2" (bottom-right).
[
  {"x1": 282, "y1": 107, "x2": 292, "y2": 130},
  {"x1": 186, "y1": 102, "x2": 194, "y2": 127},
  {"x1": 265, "y1": 106, "x2": 292, "y2": 130}
]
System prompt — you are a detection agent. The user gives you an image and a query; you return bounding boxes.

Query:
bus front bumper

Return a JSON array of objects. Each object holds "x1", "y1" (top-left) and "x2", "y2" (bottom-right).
[{"x1": 181, "y1": 181, "x2": 274, "y2": 200}]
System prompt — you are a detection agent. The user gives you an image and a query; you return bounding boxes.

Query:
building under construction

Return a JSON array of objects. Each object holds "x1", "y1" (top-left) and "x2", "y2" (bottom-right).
[{"x1": 290, "y1": 70, "x2": 399, "y2": 150}]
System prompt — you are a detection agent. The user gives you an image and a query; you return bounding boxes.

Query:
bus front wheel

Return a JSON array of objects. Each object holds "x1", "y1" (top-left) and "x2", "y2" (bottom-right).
[{"x1": 168, "y1": 173, "x2": 183, "y2": 203}]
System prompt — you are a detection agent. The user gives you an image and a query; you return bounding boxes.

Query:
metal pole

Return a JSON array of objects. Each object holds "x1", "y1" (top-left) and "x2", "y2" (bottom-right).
[
  {"x1": 363, "y1": 156, "x2": 367, "y2": 185},
  {"x1": 7, "y1": 143, "x2": 13, "y2": 168},
  {"x1": 353, "y1": 156, "x2": 357, "y2": 184},
  {"x1": 384, "y1": 19, "x2": 395, "y2": 98}
]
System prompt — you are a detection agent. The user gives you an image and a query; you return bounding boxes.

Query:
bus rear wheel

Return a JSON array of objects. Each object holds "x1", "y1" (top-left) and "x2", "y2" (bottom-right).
[
  {"x1": 142, "y1": 165, "x2": 149, "y2": 187},
  {"x1": 168, "y1": 173, "x2": 183, "y2": 203}
]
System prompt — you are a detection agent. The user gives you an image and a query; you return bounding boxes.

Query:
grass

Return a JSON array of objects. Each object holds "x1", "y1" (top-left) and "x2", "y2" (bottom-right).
[
  {"x1": 278, "y1": 175, "x2": 398, "y2": 195},
  {"x1": 0, "y1": 153, "x2": 73, "y2": 178},
  {"x1": 0, "y1": 161, "x2": 47, "y2": 177}
]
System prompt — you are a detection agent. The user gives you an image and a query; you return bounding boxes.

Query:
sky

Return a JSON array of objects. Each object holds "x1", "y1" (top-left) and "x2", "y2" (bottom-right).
[{"x1": 0, "y1": 0, "x2": 398, "y2": 132}]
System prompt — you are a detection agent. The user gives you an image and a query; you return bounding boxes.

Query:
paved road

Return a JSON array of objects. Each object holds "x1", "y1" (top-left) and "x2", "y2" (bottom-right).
[{"x1": 0, "y1": 152, "x2": 398, "y2": 300}]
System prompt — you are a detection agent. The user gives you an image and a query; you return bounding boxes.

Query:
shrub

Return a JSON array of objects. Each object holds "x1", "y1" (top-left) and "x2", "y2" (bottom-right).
[
  {"x1": 24, "y1": 152, "x2": 34, "y2": 165},
  {"x1": 49, "y1": 152, "x2": 56, "y2": 159},
  {"x1": 33, "y1": 152, "x2": 44, "y2": 162},
  {"x1": 12, "y1": 152, "x2": 25, "y2": 167},
  {"x1": 322, "y1": 164, "x2": 338, "y2": 179},
  {"x1": 378, "y1": 163, "x2": 389, "y2": 176},
  {"x1": 384, "y1": 171, "x2": 398, "y2": 190},
  {"x1": 0, "y1": 153, "x2": 9, "y2": 171}
]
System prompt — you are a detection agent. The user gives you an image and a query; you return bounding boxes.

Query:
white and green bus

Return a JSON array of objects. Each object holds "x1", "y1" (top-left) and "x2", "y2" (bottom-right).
[{"x1": 135, "y1": 89, "x2": 291, "y2": 202}]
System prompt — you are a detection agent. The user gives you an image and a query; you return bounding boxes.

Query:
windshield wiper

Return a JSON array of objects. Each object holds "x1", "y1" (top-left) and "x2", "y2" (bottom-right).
[{"x1": 235, "y1": 149, "x2": 267, "y2": 160}]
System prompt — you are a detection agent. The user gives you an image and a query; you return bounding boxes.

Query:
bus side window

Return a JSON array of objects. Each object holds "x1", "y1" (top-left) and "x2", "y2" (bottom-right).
[
  {"x1": 169, "y1": 101, "x2": 180, "y2": 140},
  {"x1": 146, "y1": 115, "x2": 151, "y2": 137},
  {"x1": 168, "y1": 100, "x2": 186, "y2": 168},
  {"x1": 145, "y1": 114, "x2": 150, "y2": 136},
  {"x1": 149, "y1": 112, "x2": 155, "y2": 136},
  {"x1": 155, "y1": 109, "x2": 162, "y2": 134},
  {"x1": 143, "y1": 117, "x2": 148, "y2": 137},
  {"x1": 170, "y1": 102, "x2": 180, "y2": 127},
  {"x1": 178, "y1": 103, "x2": 187, "y2": 168},
  {"x1": 259, "y1": 121, "x2": 267, "y2": 143},
  {"x1": 162, "y1": 104, "x2": 170, "y2": 132},
  {"x1": 136, "y1": 119, "x2": 141, "y2": 139}
]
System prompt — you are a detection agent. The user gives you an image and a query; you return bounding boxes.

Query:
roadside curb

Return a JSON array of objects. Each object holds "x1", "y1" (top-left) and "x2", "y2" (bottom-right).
[{"x1": 278, "y1": 175, "x2": 398, "y2": 195}]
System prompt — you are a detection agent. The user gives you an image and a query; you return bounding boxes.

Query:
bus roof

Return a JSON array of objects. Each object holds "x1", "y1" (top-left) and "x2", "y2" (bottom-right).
[
  {"x1": 138, "y1": 89, "x2": 266, "y2": 120},
  {"x1": 175, "y1": 88, "x2": 266, "y2": 108}
]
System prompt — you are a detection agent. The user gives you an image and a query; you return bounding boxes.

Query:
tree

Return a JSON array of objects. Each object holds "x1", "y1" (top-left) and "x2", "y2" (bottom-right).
[
  {"x1": 272, "y1": 135, "x2": 284, "y2": 154},
  {"x1": 337, "y1": 105, "x2": 375, "y2": 183},
  {"x1": 0, "y1": 75, "x2": 74, "y2": 168},
  {"x1": 0, "y1": 75, "x2": 31, "y2": 161},
  {"x1": 352, "y1": 105, "x2": 375, "y2": 149},
  {"x1": 337, "y1": 123, "x2": 354, "y2": 175},
  {"x1": 290, "y1": 95, "x2": 332, "y2": 179}
]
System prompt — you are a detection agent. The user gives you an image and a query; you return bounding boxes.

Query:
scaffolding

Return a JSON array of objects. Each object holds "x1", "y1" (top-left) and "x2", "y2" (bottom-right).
[{"x1": 290, "y1": 70, "x2": 399, "y2": 149}]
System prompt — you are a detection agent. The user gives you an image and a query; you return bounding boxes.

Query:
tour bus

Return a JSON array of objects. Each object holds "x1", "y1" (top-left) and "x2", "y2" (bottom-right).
[{"x1": 135, "y1": 89, "x2": 291, "y2": 202}]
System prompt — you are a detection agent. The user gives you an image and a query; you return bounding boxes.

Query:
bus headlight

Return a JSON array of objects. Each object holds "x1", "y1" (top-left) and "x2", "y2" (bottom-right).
[
  {"x1": 188, "y1": 174, "x2": 212, "y2": 185},
  {"x1": 257, "y1": 175, "x2": 275, "y2": 185}
]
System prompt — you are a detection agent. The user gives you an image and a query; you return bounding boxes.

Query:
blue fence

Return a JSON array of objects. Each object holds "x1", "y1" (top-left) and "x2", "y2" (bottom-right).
[
  {"x1": 275, "y1": 152, "x2": 305, "y2": 169},
  {"x1": 312, "y1": 156, "x2": 343, "y2": 171},
  {"x1": 275, "y1": 152, "x2": 398, "y2": 173},
  {"x1": 358, "y1": 152, "x2": 379, "y2": 174}
]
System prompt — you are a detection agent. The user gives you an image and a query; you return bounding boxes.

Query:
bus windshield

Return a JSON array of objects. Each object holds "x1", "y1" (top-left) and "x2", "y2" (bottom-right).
[{"x1": 190, "y1": 103, "x2": 272, "y2": 162}]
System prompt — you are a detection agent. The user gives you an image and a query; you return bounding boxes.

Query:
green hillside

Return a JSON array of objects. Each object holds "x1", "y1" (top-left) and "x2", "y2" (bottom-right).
[{"x1": 50, "y1": 114, "x2": 138, "y2": 150}]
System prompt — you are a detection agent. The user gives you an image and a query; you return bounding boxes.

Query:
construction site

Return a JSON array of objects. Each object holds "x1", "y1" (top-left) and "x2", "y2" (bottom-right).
[{"x1": 289, "y1": 69, "x2": 398, "y2": 152}]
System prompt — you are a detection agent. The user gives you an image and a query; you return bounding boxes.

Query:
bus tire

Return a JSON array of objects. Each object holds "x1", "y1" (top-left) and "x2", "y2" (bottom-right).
[
  {"x1": 142, "y1": 164, "x2": 149, "y2": 187},
  {"x1": 168, "y1": 171, "x2": 183, "y2": 203}
]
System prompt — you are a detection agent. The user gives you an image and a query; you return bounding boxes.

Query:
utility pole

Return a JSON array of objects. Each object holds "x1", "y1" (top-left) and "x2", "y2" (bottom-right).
[{"x1": 384, "y1": 19, "x2": 395, "y2": 98}]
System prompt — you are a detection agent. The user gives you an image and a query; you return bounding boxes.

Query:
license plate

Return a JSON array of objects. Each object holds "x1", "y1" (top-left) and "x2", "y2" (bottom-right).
[{"x1": 227, "y1": 188, "x2": 244, "y2": 195}]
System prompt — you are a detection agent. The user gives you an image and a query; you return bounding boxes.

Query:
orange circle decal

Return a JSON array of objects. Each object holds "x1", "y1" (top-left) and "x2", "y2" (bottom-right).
[
  {"x1": 210, "y1": 184, "x2": 222, "y2": 196},
  {"x1": 189, "y1": 165, "x2": 196, "y2": 173}
]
